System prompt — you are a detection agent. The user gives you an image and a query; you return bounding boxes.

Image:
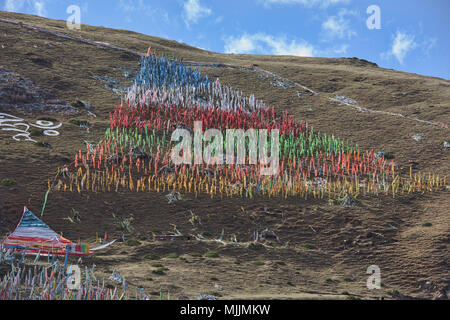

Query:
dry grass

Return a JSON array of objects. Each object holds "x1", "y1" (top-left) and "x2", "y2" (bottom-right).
[{"x1": 0, "y1": 11, "x2": 448, "y2": 300}]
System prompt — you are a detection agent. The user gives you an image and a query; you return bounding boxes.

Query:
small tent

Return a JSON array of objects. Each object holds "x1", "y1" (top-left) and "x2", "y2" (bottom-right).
[{"x1": 2, "y1": 207, "x2": 92, "y2": 256}]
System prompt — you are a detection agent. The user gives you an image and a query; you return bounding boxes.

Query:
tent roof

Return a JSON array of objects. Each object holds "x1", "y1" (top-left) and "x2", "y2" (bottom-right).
[{"x1": 2, "y1": 207, "x2": 91, "y2": 256}]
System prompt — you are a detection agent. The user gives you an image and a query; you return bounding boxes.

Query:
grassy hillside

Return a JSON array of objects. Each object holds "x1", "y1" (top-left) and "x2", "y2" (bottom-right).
[{"x1": 0, "y1": 11, "x2": 448, "y2": 300}]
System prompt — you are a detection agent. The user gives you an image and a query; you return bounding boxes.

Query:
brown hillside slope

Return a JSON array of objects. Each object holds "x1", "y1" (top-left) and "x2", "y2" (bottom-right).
[{"x1": 0, "y1": 12, "x2": 448, "y2": 300}]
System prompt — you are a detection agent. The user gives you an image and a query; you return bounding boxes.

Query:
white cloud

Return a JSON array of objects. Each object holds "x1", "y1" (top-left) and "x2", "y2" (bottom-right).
[
  {"x1": 3, "y1": 0, "x2": 47, "y2": 17},
  {"x1": 333, "y1": 44, "x2": 349, "y2": 55},
  {"x1": 4, "y1": 0, "x2": 22, "y2": 12},
  {"x1": 260, "y1": 0, "x2": 350, "y2": 8},
  {"x1": 118, "y1": 0, "x2": 136, "y2": 12},
  {"x1": 224, "y1": 33, "x2": 315, "y2": 57},
  {"x1": 383, "y1": 31, "x2": 417, "y2": 64},
  {"x1": 33, "y1": 1, "x2": 46, "y2": 16},
  {"x1": 322, "y1": 9, "x2": 357, "y2": 39},
  {"x1": 422, "y1": 37, "x2": 437, "y2": 57},
  {"x1": 118, "y1": 0, "x2": 170, "y2": 24},
  {"x1": 183, "y1": 0, "x2": 212, "y2": 26},
  {"x1": 118, "y1": 0, "x2": 154, "y2": 15}
]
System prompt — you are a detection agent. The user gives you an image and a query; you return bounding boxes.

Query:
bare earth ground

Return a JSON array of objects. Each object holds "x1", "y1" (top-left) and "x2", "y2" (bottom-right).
[{"x1": 0, "y1": 12, "x2": 448, "y2": 300}]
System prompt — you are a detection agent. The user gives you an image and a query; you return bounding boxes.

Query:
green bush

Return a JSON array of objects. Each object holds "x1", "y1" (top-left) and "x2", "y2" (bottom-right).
[
  {"x1": 384, "y1": 152, "x2": 395, "y2": 160},
  {"x1": 268, "y1": 242, "x2": 281, "y2": 247},
  {"x1": 164, "y1": 253, "x2": 178, "y2": 259},
  {"x1": 152, "y1": 268, "x2": 167, "y2": 275},
  {"x1": 1, "y1": 178, "x2": 16, "y2": 187},
  {"x1": 248, "y1": 243, "x2": 264, "y2": 250},
  {"x1": 387, "y1": 290, "x2": 400, "y2": 296},
  {"x1": 38, "y1": 117, "x2": 57, "y2": 122},
  {"x1": 30, "y1": 129, "x2": 44, "y2": 136},
  {"x1": 203, "y1": 252, "x2": 219, "y2": 258},
  {"x1": 151, "y1": 263, "x2": 164, "y2": 268},
  {"x1": 190, "y1": 252, "x2": 203, "y2": 257},
  {"x1": 300, "y1": 243, "x2": 317, "y2": 250},
  {"x1": 68, "y1": 119, "x2": 81, "y2": 126},
  {"x1": 125, "y1": 239, "x2": 141, "y2": 246},
  {"x1": 68, "y1": 119, "x2": 90, "y2": 127},
  {"x1": 144, "y1": 254, "x2": 161, "y2": 260},
  {"x1": 251, "y1": 261, "x2": 265, "y2": 266},
  {"x1": 36, "y1": 142, "x2": 51, "y2": 148},
  {"x1": 70, "y1": 101, "x2": 84, "y2": 108}
]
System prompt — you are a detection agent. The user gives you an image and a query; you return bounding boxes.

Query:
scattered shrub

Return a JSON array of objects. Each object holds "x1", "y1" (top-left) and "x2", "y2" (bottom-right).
[
  {"x1": 164, "y1": 253, "x2": 178, "y2": 259},
  {"x1": 70, "y1": 101, "x2": 84, "y2": 108},
  {"x1": 422, "y1": 222, "x2": 432, "y2": 227},
  {"x1": 384, "y1": 152, "x2": 395, "y2": 160},
  {"x1": 29, "y1": 129, "x2": 43, "y2": 136},
  {"x1": 115, "y1": 217, "x2": 134, "y2": 232},
  {"x1": 387, "y1": 290, "x2": 400, "y2": 296},
  {"x1": 1, "y1": 178, "x2": 16, "y2": 187},
  {"x1": 190, "y1": 252, "x2": 203, "y2": 257},
  {"x1": 300, "y1": 243, "x2": 317, "y2": 250},
  {"x1": 36, "y1": 142, "x2": 51, "y2": 148},
  {"x1": 251, "y1": 261, "x2": 265, "y2": 266},
  {"x1": 248, "y1": 243, "x2": 264, "y2": 250},
  {"x1": 124, "y1": 239, "x2": 141, "y2": 246},
  {"x1": 152, "y1": 268, "x2": 167, "y2": 275},
  {"x1": 151, "y1": 263, "x2": 164, "y2": 268},
  {"x1": 38, "y1": 117, "x2": 57, "y2": 122},
  {"x1": 144, "y1": 253, "x2": 161, "y2": 260},
  {"x1": 211, "y1": 292, "x2": 222, "y2": 297},
  {"x1": 269, "y1": 242, "x2": 281, "y2": 247},
  {"x1": 68, "y1": 119, "x2": 81, "y2": 126},
  {"x1": 68, "y1": 119, "x2": 90, "y2": 127},
  {"x1": 203, "y1": 252, "x2": 219, "y2": 258}
]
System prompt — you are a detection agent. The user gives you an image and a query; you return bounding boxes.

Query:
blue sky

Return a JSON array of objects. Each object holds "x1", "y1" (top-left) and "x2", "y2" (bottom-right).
[{"x1": 2, "y1": 0, "x2": 450, "y2": 79}]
